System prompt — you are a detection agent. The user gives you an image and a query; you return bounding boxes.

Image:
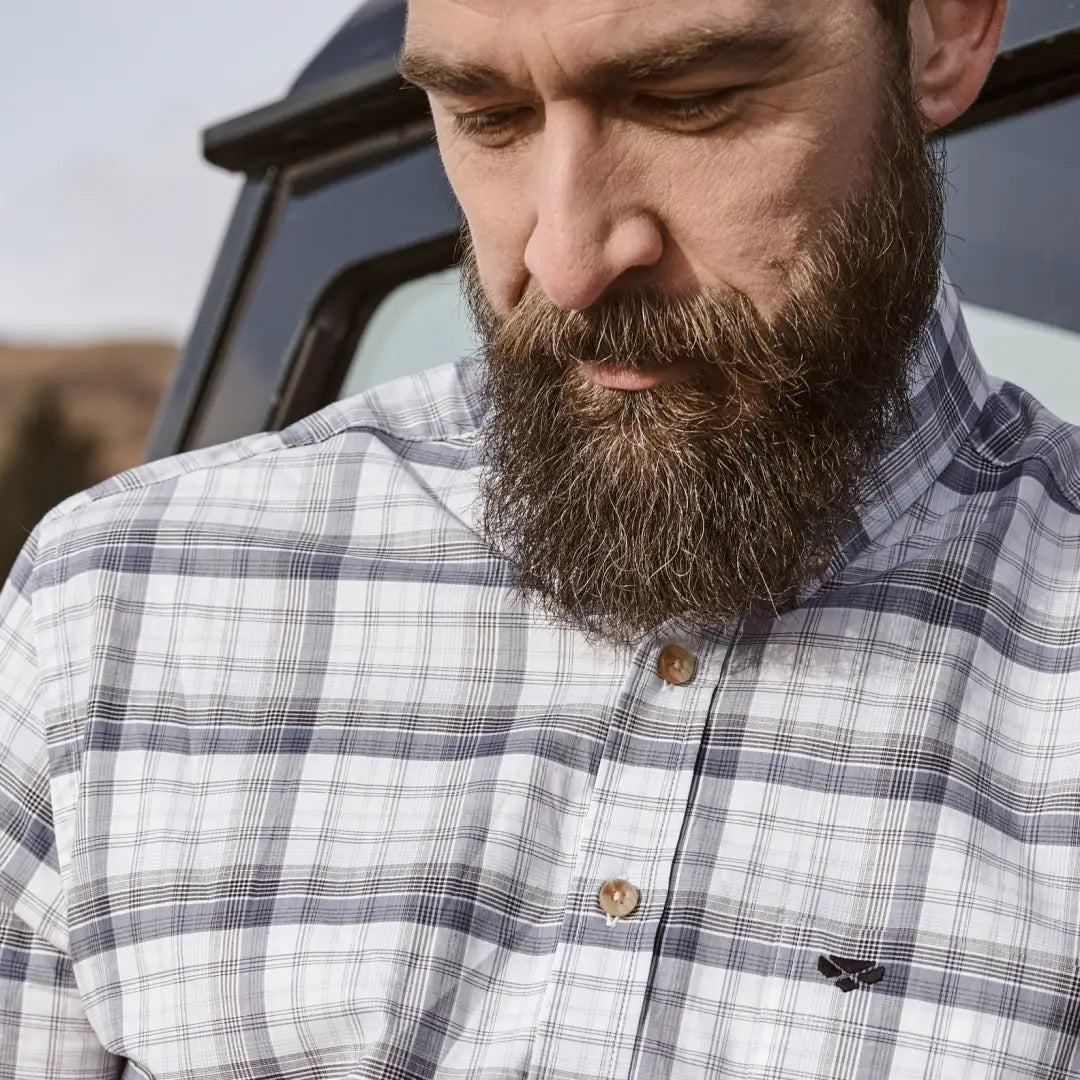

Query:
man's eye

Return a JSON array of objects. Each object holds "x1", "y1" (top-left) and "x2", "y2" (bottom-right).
[
  {"x1": 451, "y1": 107, "x2": 531, "y2": 144},
  {"x1": 633, "y1": 89, "x2": 741, "y2": 130},
  {"x1": 449, "y1": 89, "x2": 741, "y2": 145}
]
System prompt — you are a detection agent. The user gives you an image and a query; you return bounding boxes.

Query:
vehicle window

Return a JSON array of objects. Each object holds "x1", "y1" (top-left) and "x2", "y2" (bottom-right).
[
  {"x1": 338, "y1": 266, "x2": 479, "y2": 400},
  {"x1": 944, "y1": 92, "x2": 1080, "y2": 421},
  {"x1": 183, "y1": 139, "x2": 456, "y2": 449}
]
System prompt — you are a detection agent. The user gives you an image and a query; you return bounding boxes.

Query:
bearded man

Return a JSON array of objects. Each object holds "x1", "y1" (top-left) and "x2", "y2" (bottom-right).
[{"x1": 3, "y1": 0, "x2": 1079, "y2": 1077}]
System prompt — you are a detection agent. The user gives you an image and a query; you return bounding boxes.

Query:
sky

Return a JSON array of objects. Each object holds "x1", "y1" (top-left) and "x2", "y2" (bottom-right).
[{"x1": 0, "y1": 0, "x2": 365, "y2": 344}]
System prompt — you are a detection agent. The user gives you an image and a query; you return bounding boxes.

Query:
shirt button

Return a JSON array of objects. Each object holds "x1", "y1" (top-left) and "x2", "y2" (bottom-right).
[
  {"x1": 598, "y1": 879, "x2": 640, "y2": 919},
  {"x1": 658, "y1": 644, "x2": 695, "y2": 686}
]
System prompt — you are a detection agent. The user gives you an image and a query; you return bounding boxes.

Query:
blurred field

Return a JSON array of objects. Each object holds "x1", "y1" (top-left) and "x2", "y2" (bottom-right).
[
  {"x1": 0, "y1": 340, "x2": 178, "y2": 474},
  {"x1": 0, "y1": 340, "x2": 179, "y2": 579}
]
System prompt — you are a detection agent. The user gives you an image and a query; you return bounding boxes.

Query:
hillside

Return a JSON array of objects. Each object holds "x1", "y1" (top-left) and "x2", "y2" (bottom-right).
[
  {"x1": 0, "y1": 339, "x2": 180, "y2": 578},
  {"x1": 0, "y1": 339, "x2": 179, "y2": 477}
]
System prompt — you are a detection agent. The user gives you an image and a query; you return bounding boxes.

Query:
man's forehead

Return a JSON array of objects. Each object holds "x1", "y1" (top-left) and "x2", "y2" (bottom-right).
[
  {"x1": 403, "y1": 0, "x2": 805, "y2": 67},
  {"x1": 406, "y1": 0, "x2": 771, "y2": 17},
  {"x1": 402, "y1": 0, "x2": 816, "y2": 96}
]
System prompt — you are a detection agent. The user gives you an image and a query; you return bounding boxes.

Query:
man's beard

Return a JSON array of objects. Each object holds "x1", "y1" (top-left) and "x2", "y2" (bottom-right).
[{"x1": 464, "y1": 58, "x2": 946, "y2": 647}]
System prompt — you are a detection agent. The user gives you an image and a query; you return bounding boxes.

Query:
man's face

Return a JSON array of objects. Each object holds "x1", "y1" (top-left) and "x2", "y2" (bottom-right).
[
  {"x1": 404, "y1": 0, "x2": 897, "y2": 327},
  {"x1": 402, "y1": 0, "x2": 945, "y2": 644}
]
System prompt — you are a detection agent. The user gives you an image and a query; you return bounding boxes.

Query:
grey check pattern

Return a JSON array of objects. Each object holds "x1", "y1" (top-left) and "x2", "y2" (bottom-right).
[{"x1": 2, "y1": 281, "x2": 1079, "y2": 1079}]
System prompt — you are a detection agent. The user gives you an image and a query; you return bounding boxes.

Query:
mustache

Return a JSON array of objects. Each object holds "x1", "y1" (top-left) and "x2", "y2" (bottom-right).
[
  {"x1": 479, "y1": 278, "x2": 813, "y2": 400},
  {"x1": 498, "y1": 284, "x2": 759, "y2": 367}
]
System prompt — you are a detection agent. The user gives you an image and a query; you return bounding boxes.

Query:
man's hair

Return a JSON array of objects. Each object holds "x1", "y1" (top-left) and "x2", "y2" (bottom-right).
[{"x1": 872, "y1": 0, "x2": 911, "y2": 35}]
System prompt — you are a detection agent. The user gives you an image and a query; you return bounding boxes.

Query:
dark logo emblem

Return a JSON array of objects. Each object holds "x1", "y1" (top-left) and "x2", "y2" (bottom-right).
[{"x1": 817, "y1": 955, "x2": 886, "y2": 993}]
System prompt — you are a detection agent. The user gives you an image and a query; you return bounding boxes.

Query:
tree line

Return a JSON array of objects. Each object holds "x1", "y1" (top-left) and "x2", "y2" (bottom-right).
[{"x1": 0, "y1": 386, "x2": 103, "y2": 582}]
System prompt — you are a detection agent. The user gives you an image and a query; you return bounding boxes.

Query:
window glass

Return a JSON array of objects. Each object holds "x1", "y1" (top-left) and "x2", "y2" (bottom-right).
[
  {"x1": 944, "y1": 92, "x2": 1080, "y2": 421},
  {"x1": 338, "y1": 267, "x2": 478, "y2": 400}
]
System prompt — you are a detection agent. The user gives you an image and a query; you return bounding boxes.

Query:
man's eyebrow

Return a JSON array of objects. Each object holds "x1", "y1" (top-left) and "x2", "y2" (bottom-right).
[
  {"x1": 398, "y1": 24, "x2": 794, "y2": 97},
  {"x1": 593, "y1": 25, "x2": 795, "y2": 84},
  {"x1": 397, "y1": 51, "x2": 516, "y2": 97}
]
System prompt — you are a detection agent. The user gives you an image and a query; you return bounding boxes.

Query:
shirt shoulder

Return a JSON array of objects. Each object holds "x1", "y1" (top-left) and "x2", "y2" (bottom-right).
[{"x1": 26, "y1": 360, "x2": 484, "y2": 579}]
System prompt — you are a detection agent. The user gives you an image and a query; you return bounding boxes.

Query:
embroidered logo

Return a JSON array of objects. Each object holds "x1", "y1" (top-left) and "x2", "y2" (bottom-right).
[{"x1": 817, "y1": 954, "x2": 886, "y2": 993}]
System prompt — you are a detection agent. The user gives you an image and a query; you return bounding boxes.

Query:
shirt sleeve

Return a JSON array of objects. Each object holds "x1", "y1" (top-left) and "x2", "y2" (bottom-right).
[{"x1": 0, "y1": 537, "x2": 121, "y2": 1079}]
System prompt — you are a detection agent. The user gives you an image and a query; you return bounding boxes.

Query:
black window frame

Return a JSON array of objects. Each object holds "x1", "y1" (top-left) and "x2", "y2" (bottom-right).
[
  {"x1": 271, "y1": 231, "x2": 462, "y2": 429},
  {"x1": 175, "y1": 123, "x2": 459, "y2": 452}
]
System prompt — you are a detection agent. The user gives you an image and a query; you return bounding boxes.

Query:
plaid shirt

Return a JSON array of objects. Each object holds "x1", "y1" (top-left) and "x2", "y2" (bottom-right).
[{"x1": 2, "y1": 280, "x2": 1079, "y2": 1080}]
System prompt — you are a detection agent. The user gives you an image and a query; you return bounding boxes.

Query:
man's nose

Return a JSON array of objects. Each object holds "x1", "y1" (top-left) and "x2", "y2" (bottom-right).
[{"x1": 523, "y1": 112, "x2": 664, "y2": 310}]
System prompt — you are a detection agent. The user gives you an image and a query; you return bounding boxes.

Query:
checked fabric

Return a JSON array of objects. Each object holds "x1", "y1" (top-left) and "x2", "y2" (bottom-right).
[{"x1": 1, "y1": 280, "x2": 1079, "y2": 1079}]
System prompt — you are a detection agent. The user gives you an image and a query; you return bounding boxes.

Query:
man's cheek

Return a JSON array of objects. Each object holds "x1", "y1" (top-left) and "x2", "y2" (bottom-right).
[
  {"x1": 662, "y1": 179, "x2": 804, "y2": 310},
  {"x1": 464, "y1": 217, "x2": 535, "y2": 315},
  {"x1": 454, "y1": 186, "x2": 538, "y2": 314}
]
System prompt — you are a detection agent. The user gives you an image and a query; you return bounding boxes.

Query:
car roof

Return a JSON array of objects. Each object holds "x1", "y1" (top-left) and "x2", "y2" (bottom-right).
[{"x1": 290, "y1": 0, "x2": 407, "y2": 93}]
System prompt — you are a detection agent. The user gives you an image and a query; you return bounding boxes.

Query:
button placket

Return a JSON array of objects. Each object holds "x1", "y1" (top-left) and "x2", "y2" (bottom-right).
[{"x1": 531, "y1": 634, "x2": 729, "y2": 1080}]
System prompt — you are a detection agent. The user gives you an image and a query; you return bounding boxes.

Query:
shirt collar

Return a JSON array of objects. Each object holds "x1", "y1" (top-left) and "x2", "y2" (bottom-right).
[{"x1": 835, "y1": 275, "x2": 991, "y2": 568}]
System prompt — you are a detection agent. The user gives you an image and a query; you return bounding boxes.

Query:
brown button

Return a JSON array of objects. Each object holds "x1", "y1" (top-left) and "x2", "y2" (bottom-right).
[
  {"x1": 658, "y1": 644, "x2": 695, "y2": 686},
  {"x1": 811, "y1": 551, "x2": 833, "y2": 577},
  {"x1": 599, "y1": 879, "x2": 640, "y2": 919}
]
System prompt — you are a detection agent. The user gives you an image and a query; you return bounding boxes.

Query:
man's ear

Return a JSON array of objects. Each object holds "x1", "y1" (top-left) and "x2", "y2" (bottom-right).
[{"x1": 907, "y1": 0, "x2": 1008, "y2": 130}]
